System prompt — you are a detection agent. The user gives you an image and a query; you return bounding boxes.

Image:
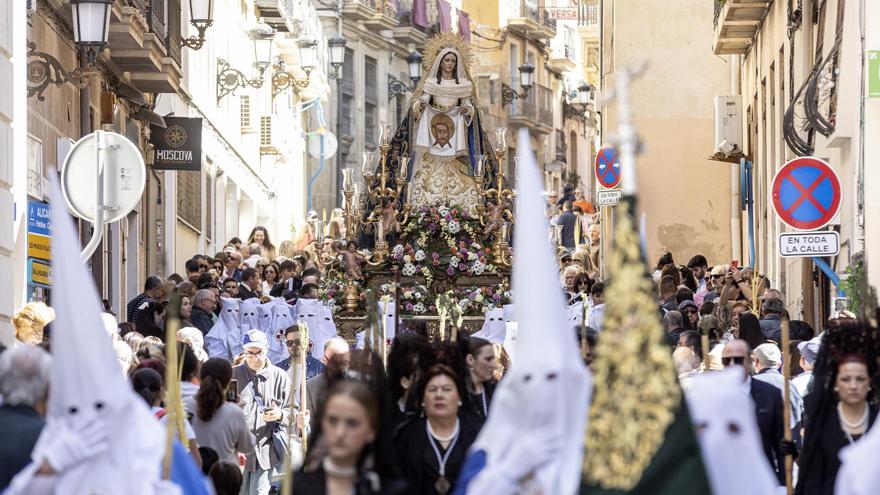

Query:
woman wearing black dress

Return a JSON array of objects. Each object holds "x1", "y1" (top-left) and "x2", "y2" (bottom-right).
[
  {"x1": 795, "y1": 320, "x2": 880, "y2": 495},
  {"x1": 294, "y1": 380, "x2": 406, "y2": 495},
  {"x1": 395, "y1": 364, "x2": 479, "y2": 495},
  {"x1": 464, "y1": 337, "x2": 498, "y2": 426}
]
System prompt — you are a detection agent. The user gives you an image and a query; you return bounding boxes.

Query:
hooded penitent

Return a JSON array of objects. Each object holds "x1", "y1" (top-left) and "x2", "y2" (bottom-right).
[
  {"x1": 456, "y1": 128, "x2": 592, "y2": 494},
  {"x1": 356, "y1": 300, "x2": 397, "y2": 350},
  {"x1": 294, "y1": 298, "x2": 338, "y2": 361},
  {"x1": 205, "y1": 297, "x2": 240, "y2": 359},
  {"x1": 471, "y1": 307, "x2": 505, "y2": 344},
  {"x1": 239, "y1": 298, "x2": 260, "y2": 333},
  {"x1": 268, "y1": 301, "x2": 293, "y2": 364},
  {"x1": 9, "y1": 177, "x2": 165, "y2": 493},
  {"x1": 685, "y1": 369, "x2": 780, "y2": 495}
]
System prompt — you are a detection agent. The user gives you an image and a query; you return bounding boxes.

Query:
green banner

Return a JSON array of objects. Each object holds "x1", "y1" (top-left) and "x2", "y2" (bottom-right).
[{"x1": 869, "y1": 50, "x2": 880, "y2": 98}]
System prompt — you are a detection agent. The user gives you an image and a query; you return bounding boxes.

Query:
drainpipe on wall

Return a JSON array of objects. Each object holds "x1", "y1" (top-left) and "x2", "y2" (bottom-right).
[{"x1": 730, "y1": 54, "x2": 742, "y2": 264}]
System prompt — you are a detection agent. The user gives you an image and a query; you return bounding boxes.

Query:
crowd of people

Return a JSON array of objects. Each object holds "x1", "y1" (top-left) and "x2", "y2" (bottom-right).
[{"x1": 3, "y1": 208, "x2": 880, "y2": 495}]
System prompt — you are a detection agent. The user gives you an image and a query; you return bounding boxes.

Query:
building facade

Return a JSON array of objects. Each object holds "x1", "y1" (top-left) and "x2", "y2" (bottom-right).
[
  {"x1": 714, "y1": 0, "x2": 880, "y2": 324},
  {"x1": 599, "y1": 0, "x2": 734, "y2": 267}
]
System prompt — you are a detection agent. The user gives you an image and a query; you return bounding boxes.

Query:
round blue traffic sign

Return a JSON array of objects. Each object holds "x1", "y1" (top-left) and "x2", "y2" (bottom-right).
[
  {"x1": 771, "y1": 157, "x2": 841, "y2": 230},
  {"x1": 594, "y1": 147, "x2": 621, "y2": 189}
]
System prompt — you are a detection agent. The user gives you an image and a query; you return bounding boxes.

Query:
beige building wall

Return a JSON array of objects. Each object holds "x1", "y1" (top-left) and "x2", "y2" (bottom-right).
[
  {"x1": 734, "y1": 0, "x2": 876, "y2": 323},
  {"x1": 601, "y1": 0, "x2": 732, "y2": 266}
]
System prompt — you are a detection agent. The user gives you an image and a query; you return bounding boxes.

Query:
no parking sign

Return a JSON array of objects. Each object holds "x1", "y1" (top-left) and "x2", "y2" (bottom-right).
[
  {"x1": 771, "y1": 157, "x2": 841, "y2": 258},
  {"x1": 771, "y1": 157, "x2": 841, "y2": 230}
]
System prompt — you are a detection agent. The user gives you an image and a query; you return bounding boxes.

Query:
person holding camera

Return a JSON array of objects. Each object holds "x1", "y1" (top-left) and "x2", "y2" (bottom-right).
[{"x1": 234, "y1": 330, "x2": 292, "y2": 494}]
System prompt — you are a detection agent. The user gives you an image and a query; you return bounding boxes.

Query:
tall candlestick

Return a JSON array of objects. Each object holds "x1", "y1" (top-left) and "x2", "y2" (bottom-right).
[
  {"x1": 342, "y1": 168, "x2": 353, "y2": 191},
  {"x1": 362, "y1": 152, "x2": 375, "y2": 176}
]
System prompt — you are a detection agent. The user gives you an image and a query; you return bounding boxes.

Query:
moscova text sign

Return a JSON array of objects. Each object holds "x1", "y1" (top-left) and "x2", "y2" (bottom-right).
[
  {"x1": 156, "y1": 149, "x2": 194, "y2": 161},
  {"x1": 150, "y1": 117, "x2": 203, "y2": 171}
]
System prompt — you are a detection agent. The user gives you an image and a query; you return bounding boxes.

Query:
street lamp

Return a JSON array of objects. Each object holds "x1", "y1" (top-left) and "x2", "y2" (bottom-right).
[
  {"x1": 70, "y1": 0, "x2": 112, "y2": 63},
  {"x1": 182, "y1": 0, "x2": 214, "y2": 50},
  {"x1": 577, "y1": 82, "x2": 592, "y2": 107},
  {"x1": 272, "y1": 38, "x2": 318, "y2": 99},
  {"x1": 388, "y1": 50, "x2": 423, "y2": 97},
  {"x1": 328, "y1": 34, "x2": 347, "y2": 79},
  {"x1": 502, "y1": 63, "x2": 536, "y2": 107},
  {"x1": 518, "y1": 62, "x2": 535, "y2": 91},
  {"x1": 251, "y1": 24, "x2": 276, "y2": 76}
]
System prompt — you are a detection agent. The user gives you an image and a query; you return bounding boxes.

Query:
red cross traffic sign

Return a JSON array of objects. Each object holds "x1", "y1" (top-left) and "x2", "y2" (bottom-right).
[
  {"x1": 594, "y1": 146, "x2": 621, "y2": 189},
  {"x1": 771, "y1": 157, "x2": 841, "y2": 230}
]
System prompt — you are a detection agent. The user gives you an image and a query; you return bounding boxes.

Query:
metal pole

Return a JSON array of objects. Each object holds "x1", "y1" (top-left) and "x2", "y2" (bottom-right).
[
  {"x1": 81, "y1": 130, "x2": 105, "y2": 261},
  {"x1": 781, "y1": 317, "x2": 793, "y2": 495}
]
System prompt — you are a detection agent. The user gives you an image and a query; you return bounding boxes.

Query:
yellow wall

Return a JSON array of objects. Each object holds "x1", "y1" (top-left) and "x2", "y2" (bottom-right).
[{"x1": 602, "y1": 0, "x2": 732, "y2": 266}]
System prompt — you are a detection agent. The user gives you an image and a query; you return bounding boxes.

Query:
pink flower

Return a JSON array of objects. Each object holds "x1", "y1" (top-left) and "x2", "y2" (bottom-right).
[
  {"x1": 446, "y1": 266, "x2": 455, "y2": 276},
  {"x1": 432, "y1": 252, "x2": 440, "y2": 259}
]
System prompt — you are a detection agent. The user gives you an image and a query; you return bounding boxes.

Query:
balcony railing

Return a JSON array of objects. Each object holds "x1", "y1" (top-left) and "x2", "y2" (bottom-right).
[
  {"x1": 540, "y1": 8, "x2": 557, "y2": 31},
  {"x1": 508, "y1": 0, "x2": 540, "y2": 23},
  {"x1": 396, "y1": 0, "x2": 438, "y2": 32},
  {"x1": 579, "y1": 0, "x2": 598, "y2": 26}
]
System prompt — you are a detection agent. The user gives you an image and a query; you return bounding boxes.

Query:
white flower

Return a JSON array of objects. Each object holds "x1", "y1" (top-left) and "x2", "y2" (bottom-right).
[
  {"x1": 459, "y1": 298, "x2": 471, "y2": 308},
  {"x1": 402, "y1": 263, "x2": 416, "y2": 276},
  {"x1": 467, "y1": 252, "x2": 477, "y2": 261},
  {"x1": 415, "y1": 249, "x2": 426, "y2": 261},
  {"x1": 403, "y1": 254, "x2": 412, "y2": 263},
  {"x1": 413, "y1": 302, "x2": 426, "y2": 314},
  {"x1": 474, "y1": 294, "x2": 484, "y2": 303},
  {"x1": 437, "y1": 205, "x2": 450, "y2": 216},
  {"x1": 447, "y1": 220, "x2": 461, "y2": 234},
  {"x1": 403, "y1": 290, "x2": 413, "y2": 299},
  {"x1": 392, "y1": 244, "x2": 404, "y2": 257},
  {"x1": 449, "y1": 257, "x2": 460, "y2": 268},
  {"x1": 472, "y1": 260, "x2": 486, "y2": 275},
  {"x1": 471, "y1": 243, "x2": 482, "y2": 250}
]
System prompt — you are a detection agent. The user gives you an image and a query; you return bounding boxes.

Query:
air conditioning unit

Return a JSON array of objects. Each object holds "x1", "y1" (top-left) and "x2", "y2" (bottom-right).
[{"x1": 713, "y1": 95, "x2": 743, "y2": 157}]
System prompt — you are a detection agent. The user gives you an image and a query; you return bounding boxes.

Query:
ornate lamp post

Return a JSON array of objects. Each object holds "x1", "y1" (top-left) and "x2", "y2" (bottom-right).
[
  {"x1": 388, "y1": 50, "x2": 423, "y2": 97},
  {"x1": 216, "y1": 24, "x2": 275, "y2": 103},
  {"x1": 502, "y1": 62, "x2": 536, "y2": 107},
  {"x1": 70, "y1": 0, "x2": 112, "y2": 63},
  {"x1": 272, "y1": 38, "x2": 318, "y2": 99},
  {"x1": 182, "y1": 0, "x2": 214, "y2": 50}
]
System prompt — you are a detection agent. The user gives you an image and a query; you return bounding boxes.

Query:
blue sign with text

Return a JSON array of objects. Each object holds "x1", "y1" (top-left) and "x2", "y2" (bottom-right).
[{"x1": 27, "y1": 200, "x2": 52, "y2": 236}]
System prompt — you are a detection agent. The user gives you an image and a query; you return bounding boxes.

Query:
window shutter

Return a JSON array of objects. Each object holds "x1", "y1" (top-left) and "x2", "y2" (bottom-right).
[{"x1": 240, "y1": 95, "x2": 252, "y2": 130}]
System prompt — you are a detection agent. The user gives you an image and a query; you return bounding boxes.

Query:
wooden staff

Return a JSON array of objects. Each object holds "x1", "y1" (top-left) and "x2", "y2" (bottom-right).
[
  {"x1": 580, "y1": 302, "x2": 588, "y2": 360},
  {"x1": 281, "y1": 320, "x2": 310, "y2": 495},
  {"x1": 701, "y1": 333, "x2": 710, "y2": 372},
  {"x1": 162, "y1": 295, "x2": 187, "y2": 480},
  {"x1": 781, "y1": 317, "x2": 793, "y2": 495},
  {"x1": 381, "y1": 300, "x2": 388, "y2": 367}
]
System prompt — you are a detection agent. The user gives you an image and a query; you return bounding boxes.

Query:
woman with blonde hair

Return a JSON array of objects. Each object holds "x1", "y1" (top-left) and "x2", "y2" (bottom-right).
[
  {"x1": 277, "y1": 239, "x2": 296, "y2": 260},
  {"x1": 12, "y1": 302, "x2": 55, "y2": 345}
]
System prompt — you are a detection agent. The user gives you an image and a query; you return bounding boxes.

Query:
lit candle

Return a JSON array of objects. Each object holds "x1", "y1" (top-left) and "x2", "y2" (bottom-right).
[
  {"x1": 399, "y1": 155, "x2": 410, "y2": 179},
  {"x1": 475, "y1": 155, "x2": 486, "y2": 178},
  {"x1": 494, "y1": 127, "x2": 507, "y2": 153},
  {"x1": 362, "y1": 152, "x2": 375, "y2": 175},
  {"x1": 379, "y1": 123, "x2": 392, "y2": 146},
  {"x1": 342, "y1": 168, "x2": 353, "y2": 191}
]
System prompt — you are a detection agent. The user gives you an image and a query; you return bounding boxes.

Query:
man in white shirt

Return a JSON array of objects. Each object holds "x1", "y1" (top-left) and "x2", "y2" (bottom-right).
[{"x1": 792, "y1": 336, "x2": 820, "y2": 398}]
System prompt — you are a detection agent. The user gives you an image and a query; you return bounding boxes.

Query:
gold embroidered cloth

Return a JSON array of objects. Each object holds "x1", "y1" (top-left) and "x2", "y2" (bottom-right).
[{"x1": 409, "y1": 153, "x2": 481, "y2": 216}]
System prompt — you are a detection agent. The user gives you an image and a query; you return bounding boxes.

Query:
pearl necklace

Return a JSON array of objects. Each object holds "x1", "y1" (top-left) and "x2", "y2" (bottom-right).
[
  {"x1": 427, "y1": 418, "x2": 460, "y2": 442},
  {"x1": 837, "y1": 402, "x2": 869, "y2": 430},
  {"x1": 322, "y1": 457, "x2": 357, "y2": 479}
]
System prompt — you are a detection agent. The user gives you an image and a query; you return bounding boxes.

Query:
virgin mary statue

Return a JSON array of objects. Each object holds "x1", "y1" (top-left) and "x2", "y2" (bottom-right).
[{"x1": 384, "y1": 33, "x2": 501, "y2": 217}]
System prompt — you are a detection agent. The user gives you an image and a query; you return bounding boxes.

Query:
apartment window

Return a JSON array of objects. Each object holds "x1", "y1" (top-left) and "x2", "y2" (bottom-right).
[
  {"x1": 340, "y1": 48, "x2": 355, "y2": 138},
  {"x1": 260, "y1": 116, "x2": 272, "y2": 146},
  {"x1": 240, "y1": 95, "x2": 252, "y2": 130},
  {"x1": 177, "y1": 171, "x2": 202, "y2": 230},
  {"x1": 365, "y1": 56, "x2": 378, "y2": 146},
  {"x1": 205, "y1": 165, "x2": 213, "y2": 242}
]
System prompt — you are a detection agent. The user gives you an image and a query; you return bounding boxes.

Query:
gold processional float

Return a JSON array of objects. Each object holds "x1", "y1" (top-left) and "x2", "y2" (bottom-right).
[{"x1": 314, "y1": 33, "x2": 520, "y2": 340}]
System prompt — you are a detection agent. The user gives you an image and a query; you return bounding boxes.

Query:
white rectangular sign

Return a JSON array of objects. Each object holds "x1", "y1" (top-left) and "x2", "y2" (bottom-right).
[
  {"x1": 778, "y1": 231, "x2": 840, "y2": 258},
  {"x1": 597, "y1": 189, "x2": 621, "y2": 207}
]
